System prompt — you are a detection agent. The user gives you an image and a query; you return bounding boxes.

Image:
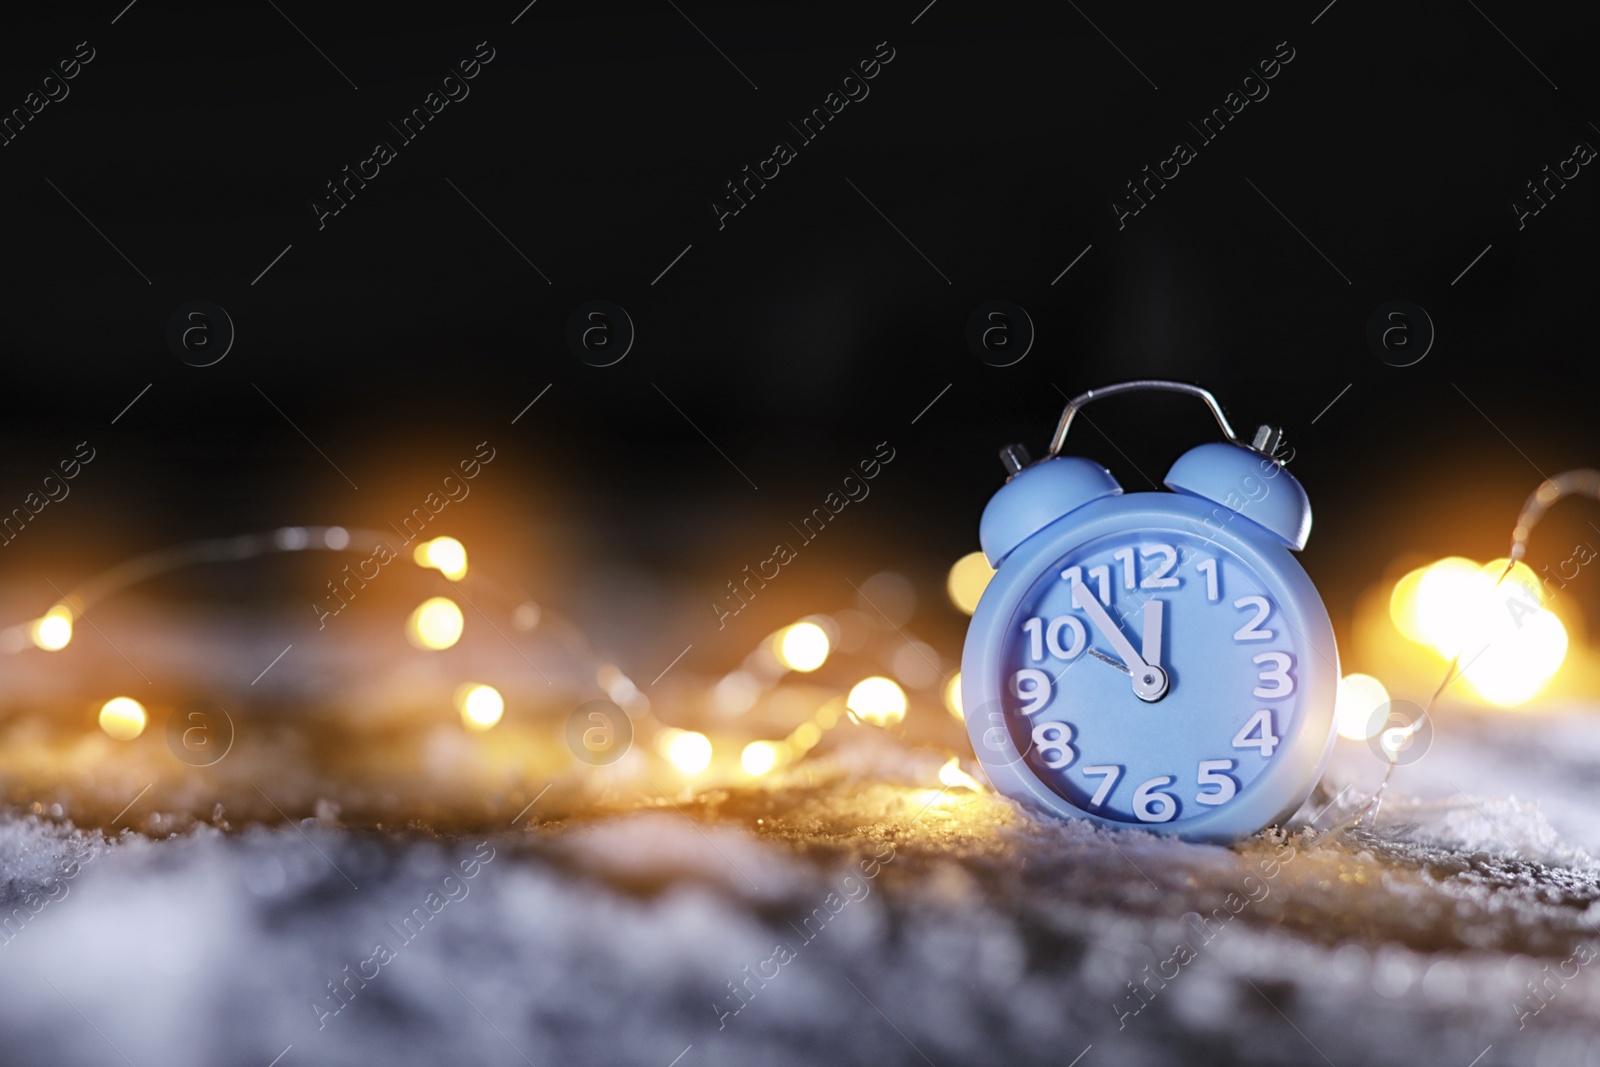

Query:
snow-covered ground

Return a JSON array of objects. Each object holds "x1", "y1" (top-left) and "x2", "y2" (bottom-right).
[{"x1": 3, "y1": 709, "x2": 1600, "y2": 1067}]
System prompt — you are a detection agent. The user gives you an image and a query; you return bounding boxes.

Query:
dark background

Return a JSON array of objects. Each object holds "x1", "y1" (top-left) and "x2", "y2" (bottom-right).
[{"x1": 2, "y1": 0, "x2": 1598, "y2": 674}]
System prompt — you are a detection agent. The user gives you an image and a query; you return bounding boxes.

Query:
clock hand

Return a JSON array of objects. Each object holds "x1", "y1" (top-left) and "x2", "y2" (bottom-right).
[
  {"x1": 1072, "y1": 581, "x2": 1147, "y2": 671},
  {"x1": 1143, "y1": 599, "x2": 1163, "y2": 668},
  {"x1": 1072, "y1": 582, "x2": 1168, "y2": 702},
  {"x1": 1086, "y1": 647, "x2": 1130, "y2": 673}
]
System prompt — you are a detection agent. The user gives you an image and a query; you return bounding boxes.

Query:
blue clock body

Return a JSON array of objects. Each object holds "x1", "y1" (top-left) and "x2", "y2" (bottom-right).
[{"x1": 961, "y1": 442, "x2": 1339, "y2": 843}]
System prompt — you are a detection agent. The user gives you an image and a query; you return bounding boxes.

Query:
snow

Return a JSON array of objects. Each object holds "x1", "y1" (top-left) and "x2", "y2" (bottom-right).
[{"x1": 4, "y1": 711, "x2": 1600, "y2": 1066}]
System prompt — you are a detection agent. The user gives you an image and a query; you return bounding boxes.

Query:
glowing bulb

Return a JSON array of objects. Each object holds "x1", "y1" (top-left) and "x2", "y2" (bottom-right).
[
  {"x1": 775, "y1": 622, "x2": 830, "y2": 672},
  {"x1": 1387, "y1": 566, "x2": 1430, "y2": 645},
  {"x1": 415, "y1": 536, "x2": 468, "y2": 581},
  {"x1": 1411, "y1": 557, "x2": 1491, "y2": 657},
  {"x1": 1333, "y1": 673, "x2": 1390, "y2": 741},
  {"x1": 741, "y1": 740, "x2": 780, "y2": 775},
  {"x1": 847, "y1": 676, "x2": 907, "y2": 727},
  {"x1": 1399, "y1": 557, "x2": 1567, "y2": 705},
  {"x1": 944, "y1": 673, "x2": 965, "y2": 721},
  {"x1": 938, "y1": 756, "x2": 983, "y2": 791},
  {"x1": 98, "y1": 697, "x2": 147, "y2": 741},
  {"x1": 407, "y1": 597, "x2": 464, "y2": 650},
  {"x1": 454, "y1": 683, "x2": 504, "y2": 731},
  {"x1": 657, "y1": 728, "x2": 712, "y2": 775},
  {"x1": 31, "y1": 606, "x2": 73, "y2": 651},
  {"x1": 1460, "y1": 604, "x2": 1567, "y2": 705},
  {"x1": 947, "y1": 551, "x2": 995, "y2": 615}
]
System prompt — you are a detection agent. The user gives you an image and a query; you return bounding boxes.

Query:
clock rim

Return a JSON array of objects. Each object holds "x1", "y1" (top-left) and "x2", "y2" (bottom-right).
[{"x1": 961, "y1": 490, "x2": 1340, "y2": 844}]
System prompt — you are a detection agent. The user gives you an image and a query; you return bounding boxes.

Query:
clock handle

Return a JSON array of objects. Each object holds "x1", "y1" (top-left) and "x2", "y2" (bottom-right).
[{"x1": 1047, "y1": 380, "x2": 1241, "y2": 458}]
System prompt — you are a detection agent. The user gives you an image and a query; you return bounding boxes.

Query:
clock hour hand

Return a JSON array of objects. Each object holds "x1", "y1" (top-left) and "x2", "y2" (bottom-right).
[
  {"x1": 1143, "y1": 599, "x2": 1163, "y2": 668},
  {"x1": 1072, "y1": 581, "x2": 1168, "y2": 702}
]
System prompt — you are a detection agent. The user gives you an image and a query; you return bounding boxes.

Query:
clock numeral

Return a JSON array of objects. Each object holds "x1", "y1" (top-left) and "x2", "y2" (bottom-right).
[
  {"x1": 1232, "y1": 709, "x2": 1280, "y2": 757},
  {"x1": 1088, "y1": 565, "x2": 1110, "y2": 604},
  {"x1": 1061, "y1": 565, "x2": 1111, "y2": 606},
  {"x1": 1020, "y1": 615, "x2": 1088, "y2": 662},
  {"x1": 1050, "y1": 616, "x2": 1087, "y2": 659},
  {"x1": 1252, "y1": 652, "x2": 1295, "y2": 698},
  {"x1": 1196, "y1": 557, "x2": 1220, "y2": 602},
  {"x1": 1132, "y1": 776, "x2": 1178, "y2": 822},
  {"x1": 1082, "y1": 764, "x2": 1122, "y2": 808},
  {"x1": 1195, "y1": 759, "x2": 1239, "y2": 805},
  {"x1": 1010, "y1": 668, "x2": 1053, "y2": 715},
  {"x1": 1031, "y1": 720, "x2": 1076, "y2": 769},
  {"x1": 1021, "y1": 617, "x2": 1042, "y2": 660},
  {"x1": 1232, "y1": 595, "x2": 1274, "y2": 641},
  {"x1": 1140, "y1": 544, "x2": 1180, "y2": 588},
  {"x1": 1106, "y1": 544, "x2": 1181, "y2": 591},
  {"x1": 1113, "y1": 547, "x2": 1138, "y2": 590}
]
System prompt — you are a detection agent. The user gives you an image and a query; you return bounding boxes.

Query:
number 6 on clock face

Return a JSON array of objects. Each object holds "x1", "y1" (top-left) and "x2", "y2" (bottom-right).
[{"x1": 962, "y1": 433, "x2": 1339, "y2": 843}]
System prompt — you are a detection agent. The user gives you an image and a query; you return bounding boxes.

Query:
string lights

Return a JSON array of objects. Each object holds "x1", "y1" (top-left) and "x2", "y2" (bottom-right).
[
  {"x1": 2, "y1": 523, "x2": 970, "y2": 806},
  {"x1": 11, "y1": 464, "x2": 1596, "y2": 842},
  {"x1": 406, "y1": 596, "x2": 466, "y2": 651},
  {"x1": 1385, "y1": 556, "x2": 1567, "y2": 707},
  {"x1": 453, "y1": 683, "x2": 505, "y2": 732},
  {"x1": 97, "y1": 697, "x2": 147, "y2": 741}
]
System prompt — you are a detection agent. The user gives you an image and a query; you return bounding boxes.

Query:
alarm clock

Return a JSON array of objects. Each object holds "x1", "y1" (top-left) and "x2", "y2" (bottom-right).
[{"x1": 961, "y1": 380, "x2": 1338, "y2": 843}]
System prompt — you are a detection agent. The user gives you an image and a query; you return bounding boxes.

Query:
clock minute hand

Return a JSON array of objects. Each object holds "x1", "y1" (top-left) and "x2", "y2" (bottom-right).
[
  {"x1": 1072, "y1": 581, "x2": 1146, "y2": 671},
  {"x1": 1072, "y1": 582, "x2": 1168, "y2": 702}
]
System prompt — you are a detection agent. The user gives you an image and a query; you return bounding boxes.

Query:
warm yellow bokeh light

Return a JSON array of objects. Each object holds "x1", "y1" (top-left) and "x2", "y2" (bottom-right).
[
  {"x1": 658, "y1": 728, "x2": 713, "y2": 774},
  {"x1": 815, "y1": 701, "x2": 841, "y2": 729},
  {"x1": 775, "y1": 622, "x2": 830, "y2": 672},
  {"x1": 1414, "y1": 557, "x2": 1495, "y2": 657},
  {"x1": 848, "y1": 676, "x2": 907, "y2": 727},
  {"x1": 31, "y1": 606, "x2": 73, "y2": 651},
  {"x1": 98, "y1": 696, "x2": 147, "y2": 741},
  {"x1": 407, "y1": 597, "x2": 465, "y2": 650},
  {"x1": 938, "y1": 756, "x2": 983, "y2": 791},
  {"x1": 944, "y1": 673, "x2": 964, "y2": 721},
  {"x1": 741, "y1": 740, "x2": 780, "y2": 776},
  {"x1": 1390, "y1": 557, "x2": 1566, "y2": 706},
  {"x1": 1461, "y1": 606, "x2": 1567, "y2": 705},
  {"x1": 1387, "y1": 566, "x2": 1431, "y2": 645},
  {"x1": 790, "y1": 721, "x2": 822, "y2": 751},
  {"x1": 454, "y1": 683, "x2": 504, "y2": 731},
  {"x1": 947, "y1": 551, "x2": 996, "y2": 615},
  {"x1": 414, "y1": 536, "x2": 469, "y2": 581},
  {"x1": 1334, "y1": 673, "x2": 1391, "y2": 740}
]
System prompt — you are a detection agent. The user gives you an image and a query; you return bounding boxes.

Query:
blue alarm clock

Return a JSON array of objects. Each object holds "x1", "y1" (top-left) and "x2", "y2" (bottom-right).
[{"x1": 961, "y1": 380, "x2": 1339, "y2": 843}]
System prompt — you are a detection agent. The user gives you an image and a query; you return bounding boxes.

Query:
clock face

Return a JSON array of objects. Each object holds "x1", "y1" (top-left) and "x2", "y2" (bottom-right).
[{"x1": 994, "y1": 529, "x2": 1314, "y2": 827}]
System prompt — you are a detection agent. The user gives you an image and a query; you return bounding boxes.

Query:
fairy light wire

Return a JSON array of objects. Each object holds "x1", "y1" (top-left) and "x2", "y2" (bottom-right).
[
  {"x1": 7, "y1": 523, "x2": 955, "y2": 796},
  {"x1": 1318, "y1": 470, "x2": 1600, "y2": 841},
  {"x1": 0, "y1": 523, "x2": 650, "y2": 725}
]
